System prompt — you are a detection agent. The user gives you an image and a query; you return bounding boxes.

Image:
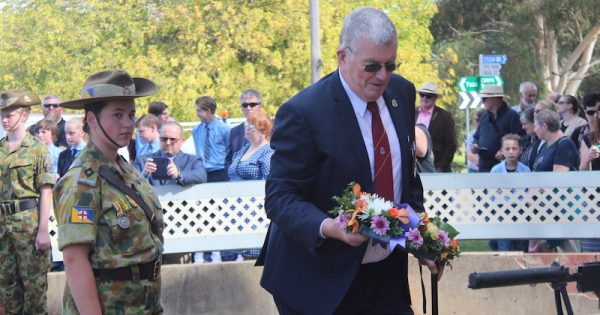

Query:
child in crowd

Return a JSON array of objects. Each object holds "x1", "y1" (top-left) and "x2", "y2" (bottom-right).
[
  {"x1": 489, "y1": 134, "x2": 530, "y2": 251},
  {"x1": 57, "y1": 117, "x2": 86, "y2": 178},
  {"x1": 35, "y1": 119, "x2": 62, "y2": 176}
]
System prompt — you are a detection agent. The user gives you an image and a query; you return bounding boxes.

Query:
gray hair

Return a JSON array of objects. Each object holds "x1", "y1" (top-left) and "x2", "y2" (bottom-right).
[
  {"x1": 239, "y1": 89, "x2": 263, "y2": 104},
  {"x1": 519, "y1": 82, "x2": 537, "y2": 93},
  {"x1": 160, "y1": 121, "x2": 184, "y2": 138},
  {"x1": 42, "y1": 94, "x2": 62, "y2": 105},
  {"x1": 534, "y1": 109, "x2": 560, "y2": 132},
  {"x1": 339, "y1": 7, "x2": 397, "y2": 50}
]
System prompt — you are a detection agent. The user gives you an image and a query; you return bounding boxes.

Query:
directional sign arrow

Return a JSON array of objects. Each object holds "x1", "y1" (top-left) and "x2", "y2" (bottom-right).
[
  {"x1": 459, "y1": 92, "x2": 482, "y2": 109},
  {"x1": 480, "y1": 54, "x2": 508, "y2": 65}
]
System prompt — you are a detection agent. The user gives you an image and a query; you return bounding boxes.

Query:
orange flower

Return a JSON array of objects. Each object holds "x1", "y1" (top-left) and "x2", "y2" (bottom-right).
[
  {"x1": 451, "y1": 239, "x2": 459, "y2": 251},
  {"x1": 419, "y1": 212, "x2": 430, "y2": 225},
  {"x1": 352, "y1": 183, "x2": 362, "y2": 197},
  {"x1": 355, "y1": 199, "x2": 366, "y2": 211},
  {"x1": 347, "y1": 209, "x2": 361, "y2": 234},
  {"x1": 388, "y1": 208, "x2": 410, "y2": 224}
]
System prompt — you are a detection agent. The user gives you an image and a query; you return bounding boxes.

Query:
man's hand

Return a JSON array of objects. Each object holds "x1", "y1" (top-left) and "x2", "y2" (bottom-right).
[
  {"x1": 470, "y1": 143, "x2": 480, "y2": 154},
  {"x1": 322, "y1": 218, "x2": 368, "y2": 247},
  {"x1": 166, "y1": 159, "x2": 179, "y2": 179},
  {"x1": 143, "y1": 158, "x2": 156, "y2": 176},
  {"x1": 419, "y1": 258, "x2": 445, "y2": 281}
]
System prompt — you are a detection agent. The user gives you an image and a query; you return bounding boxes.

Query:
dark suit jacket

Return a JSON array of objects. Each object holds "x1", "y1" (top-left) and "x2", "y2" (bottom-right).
[
  {"x1": 133, "y1": 151, "x2": 207, "y2": 186},
  {"x1": 427, "y1": 106, "x2": 457, "y2": 172},
  {"x1": 259, "y1": 71, "x2": 424, "y2": 315},
  {"x1": 225, "y1": 123, "x2": 246, "y2": 170},
  {"x1": 57, "y1": 148, "x2": 76, "y2": 178}
]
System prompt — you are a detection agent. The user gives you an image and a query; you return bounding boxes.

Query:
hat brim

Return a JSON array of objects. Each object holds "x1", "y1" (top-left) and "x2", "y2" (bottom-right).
[
  {"x1": 417, "y1": 88, "x2": 439, "y2": 95},
  {"x1": 480, "y1": 94, "x2": 504, "y2": 98},
  {"x1": 60, "y1": 77, "x2": 157, "y2": 110}
]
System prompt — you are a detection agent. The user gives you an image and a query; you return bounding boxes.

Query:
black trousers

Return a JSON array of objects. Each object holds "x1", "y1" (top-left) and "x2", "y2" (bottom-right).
[
  {"x1": 333, "y1": 251, "x2": 413, "y2": 315},
  {"x1": 275, "y1": 251, "x2": 412, "y2": 315}
]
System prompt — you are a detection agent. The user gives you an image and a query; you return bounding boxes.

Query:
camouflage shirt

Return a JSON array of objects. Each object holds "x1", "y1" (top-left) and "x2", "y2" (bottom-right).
[
  {"x1": 54, "y1": 141, "x2": 164, "y2": 269},
  {"x1": 0, "y1": 133, "x2": 55, "y2": 200}
]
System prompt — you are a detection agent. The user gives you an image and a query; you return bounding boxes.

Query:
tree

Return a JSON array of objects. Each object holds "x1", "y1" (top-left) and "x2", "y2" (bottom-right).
[
  {"x1": 0, "y1": 0, "x2": 443, "y2": 122},
  {"x1": 431, "y1": 0, "x2": 600, "y2": 98}
]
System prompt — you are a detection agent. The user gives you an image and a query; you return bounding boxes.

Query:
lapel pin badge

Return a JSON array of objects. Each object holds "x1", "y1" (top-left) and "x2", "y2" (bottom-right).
[{"x1": 392, "y1": 99, "x2": 398, "y2": 108}]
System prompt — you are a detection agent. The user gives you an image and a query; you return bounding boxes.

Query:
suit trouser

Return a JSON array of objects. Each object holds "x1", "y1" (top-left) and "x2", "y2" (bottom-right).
[{"x1": 0, "y1": 208, "x2": 51, "y2": 315}]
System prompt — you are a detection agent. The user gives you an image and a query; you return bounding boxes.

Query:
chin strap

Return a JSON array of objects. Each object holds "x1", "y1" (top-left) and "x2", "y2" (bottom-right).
[{"x1": 92, "y1": 109, "x2": 121, "y2": 149}]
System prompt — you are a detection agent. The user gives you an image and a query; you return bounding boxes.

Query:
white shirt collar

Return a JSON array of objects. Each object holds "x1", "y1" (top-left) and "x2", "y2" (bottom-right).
[{"x1": 338, "y1": 70, "x2": 385, "y2": 118}]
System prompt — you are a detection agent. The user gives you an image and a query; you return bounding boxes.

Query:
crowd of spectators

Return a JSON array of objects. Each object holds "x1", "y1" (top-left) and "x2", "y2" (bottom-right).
[{"x1": 25, "y1": 83, "x2": 600, "y2": 265}]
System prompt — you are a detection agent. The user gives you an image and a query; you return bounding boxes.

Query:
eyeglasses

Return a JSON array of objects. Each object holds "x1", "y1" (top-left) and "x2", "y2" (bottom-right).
[
  {"x1": 586, "y1": 110, "x2": 598, "y2": 116},
  {"x1": 419, "y1": 93, "x2": 436, "y2": 100},
  {"x1": 363, "y1": 62, "x2": 401, "y2": 73},
  {"x1": 557, "y1": 101, "x2": 568, "y2": 105},
  {"x1": 244, "y1": 123, "x2": 257, "y2": 131},
  {"x1": 43, "y1": 103, "x2": 60, "y2": 109},
  {"x1": 160, "y1": 137, "x2": 181, "y2": 143},
  {"x1": 241, "y1": 102, "x2": 260, "y2": 108}
]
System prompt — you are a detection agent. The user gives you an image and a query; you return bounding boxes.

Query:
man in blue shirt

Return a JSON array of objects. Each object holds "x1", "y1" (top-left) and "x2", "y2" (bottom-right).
[{"x1": 192, "y1": 96, "x2": 230, "y2": 182}]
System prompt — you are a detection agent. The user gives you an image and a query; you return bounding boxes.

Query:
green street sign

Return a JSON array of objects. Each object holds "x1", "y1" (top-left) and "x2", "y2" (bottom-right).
[
  {"x1": 458, "y1": 76, "x2": 480, "y2": 92},
  {"x1": 479, "y1": 76, "x2": 504, "y2": 87}
]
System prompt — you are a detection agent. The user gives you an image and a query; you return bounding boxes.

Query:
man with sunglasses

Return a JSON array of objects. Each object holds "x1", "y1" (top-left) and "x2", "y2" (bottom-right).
[
  {"x1": 416, "y1": 82, "x2": 457, "y2": 172},
  {"x1": 225, "y1": 89, "x2": 263, "y2": 171},
  {"x1": 259, "y1": 7, "x2": 437, "y2": 315},
  {"x1": 27, "y1": 94, "x2": 68, "y2": 149},
  {"x1": 134, "y1": 121, "x2": 206, "y2": 186}
]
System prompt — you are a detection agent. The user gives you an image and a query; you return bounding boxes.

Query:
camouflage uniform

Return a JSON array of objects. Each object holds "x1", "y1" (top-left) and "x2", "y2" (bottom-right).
[
  {"x1": 54, "y1": 141, "x2": 164, "y2": 314},
  {"x1": 0, "y1": 133, "x2": 55, "y2": 315}
]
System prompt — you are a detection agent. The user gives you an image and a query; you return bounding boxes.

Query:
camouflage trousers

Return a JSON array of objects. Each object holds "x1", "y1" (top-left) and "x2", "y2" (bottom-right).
[
  {"x1": 0, "y1": 208, "x2": 51, "y2": 315},
  {"x1": 63, "y1": 278, "x2": 162, "y2": 314}
]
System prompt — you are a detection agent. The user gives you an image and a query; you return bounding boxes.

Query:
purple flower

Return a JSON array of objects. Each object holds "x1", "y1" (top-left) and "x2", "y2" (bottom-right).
[
  {"x1": 335, "y1": 210, "x2": 349, "y2": 229},
  {"x1": 438, "y1": 230, "x2": 451, "y2": 247},
  {"x1": 405, "y1": 228, "x2": 423, "y2": 249},
  {"x1": 370, "y1": 215, "x2": 390, "y2": 236}
]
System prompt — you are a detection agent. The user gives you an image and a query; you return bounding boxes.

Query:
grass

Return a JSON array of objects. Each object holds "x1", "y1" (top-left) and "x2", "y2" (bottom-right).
[{"x1": 459, "y1": 240, "x2": 490, "y2": 252}]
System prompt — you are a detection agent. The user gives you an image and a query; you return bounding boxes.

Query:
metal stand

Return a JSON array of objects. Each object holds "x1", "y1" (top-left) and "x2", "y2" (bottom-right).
[{"x1": 551, "y1": 279, "x2": 573, "y2": 315}]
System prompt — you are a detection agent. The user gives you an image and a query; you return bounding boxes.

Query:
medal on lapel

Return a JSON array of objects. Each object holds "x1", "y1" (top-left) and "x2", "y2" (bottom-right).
[{"x1": 118, "y1": 216, "x2": 131, "y2": 229}]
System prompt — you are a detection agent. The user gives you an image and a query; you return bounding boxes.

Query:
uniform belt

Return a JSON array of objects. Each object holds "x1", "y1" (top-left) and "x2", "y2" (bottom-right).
[
  {"x1": 0, "y1": 199, "x2": 38, "y2": 215},
  {"x1": 93, "y1": 259, "x2": 161, "y2": 282}
]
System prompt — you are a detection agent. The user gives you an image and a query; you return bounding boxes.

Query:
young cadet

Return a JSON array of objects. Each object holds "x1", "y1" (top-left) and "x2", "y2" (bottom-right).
[
  {"x1": 54, "y1": 70, "x2": 164, "y2": 314},
  {"x1": 0, "y1": 89, "x2": 55, "y2": 314}
]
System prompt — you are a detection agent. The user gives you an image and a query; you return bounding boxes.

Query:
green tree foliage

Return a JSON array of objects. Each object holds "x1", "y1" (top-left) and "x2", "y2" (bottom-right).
[
  {"x1": 0, "y1": 0, "x2": 445, "y2": 122},
  {"x1": 431, "y1": 0, "x2": 600, "y2": 99}
]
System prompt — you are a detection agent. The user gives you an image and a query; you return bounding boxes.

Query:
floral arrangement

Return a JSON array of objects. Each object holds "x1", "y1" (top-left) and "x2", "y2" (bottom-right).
[{"x1": 329, "y1": 182, "x2": 460, "y2": 266}]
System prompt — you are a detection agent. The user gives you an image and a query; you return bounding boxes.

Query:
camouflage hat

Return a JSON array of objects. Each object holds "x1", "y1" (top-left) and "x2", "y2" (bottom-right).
[
  {"x1": 0, "y1": 89, "x2": 41, "y2": 110},
  {"x1": 61, "y1": 70, "x2": 157, "y2": 109}
]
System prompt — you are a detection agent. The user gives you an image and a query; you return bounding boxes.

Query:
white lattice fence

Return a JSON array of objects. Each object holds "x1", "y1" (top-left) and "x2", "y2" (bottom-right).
[{"x1": 50, "y1": 172, "x2": 600, "y2": 260}]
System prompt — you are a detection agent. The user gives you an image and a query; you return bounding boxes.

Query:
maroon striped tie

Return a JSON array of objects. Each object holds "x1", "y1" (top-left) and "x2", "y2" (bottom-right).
[{"x1": 367, "y1": 101, "x2": 394, "y2": 202}]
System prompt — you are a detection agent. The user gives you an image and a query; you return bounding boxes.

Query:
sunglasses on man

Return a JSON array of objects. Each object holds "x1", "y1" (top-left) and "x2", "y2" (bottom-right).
[
  {"x1": 586, "y1": 109, "x2": 598, "y2": 116},
  {"x1": 419, "y1": 93, "x2": 436, "y2": 100},
  {"x1": 362, "y1": 62, "x2": 401, "y2": 73},
  {"x1": 160, "y1": 137, "x2": 181, "y2": 143},
  {"x1": 43, "y1": 103, "x2": 61, "y2": 109},
  {"x1": 241, "y1": 102, "x2": 260, "y2": 108}
]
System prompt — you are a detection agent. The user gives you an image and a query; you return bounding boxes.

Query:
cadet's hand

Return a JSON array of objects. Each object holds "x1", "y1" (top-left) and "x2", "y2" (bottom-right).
[
  {"x1": 419, "y1": 258, "x2": 445, "y2": 281},
  {"x1": 322, "y1": 218, "x2": 368, "y2": 247},
  {"x1": 35, "y1": 231, "x2": 51, "y2": 251},
  {"x1": 166, "y1": 159, "x2": 179, "y2": 179},
  {"x1": 471, "y1": 143, "x2": 480, "y2": 154},
  {"x1": 588, "y1": 145, "x2": 600, "y2": 161},
  {"x1": 143, "y1": 158, "x2": 157, "y2": 176}
]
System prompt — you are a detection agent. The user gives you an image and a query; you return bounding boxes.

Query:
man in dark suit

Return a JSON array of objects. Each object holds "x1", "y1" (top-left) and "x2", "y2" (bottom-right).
[
  {"x1": 225, "y1": 89, "x2": 263, "y2": 170},
  {"x1": 134, "y1": 121, "x2": 207, "y2": 186},
  {"x1": 416, "y1": 82, "x2": 457, "y2": 172},
  {"x1": 259, "y1": 8, "x2": 441, "y2": 315}
]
